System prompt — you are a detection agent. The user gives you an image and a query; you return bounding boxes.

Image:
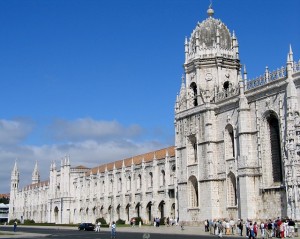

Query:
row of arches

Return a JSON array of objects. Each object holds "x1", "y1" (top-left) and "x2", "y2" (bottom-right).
[{"x1": 53, "y1": 200, "x2": 175, "y2": 224}]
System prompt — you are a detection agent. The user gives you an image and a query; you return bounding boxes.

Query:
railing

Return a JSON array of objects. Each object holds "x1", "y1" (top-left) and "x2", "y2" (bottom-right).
[
  {"x1": 294, "y1": 60, "x2": 300, "y2": 73},
  {"x1": 246, "y1": 66, "x2": 286, "y2": 91},
  {"x1": 246, "y1": 60, "x2": 299, "y2": 91}
]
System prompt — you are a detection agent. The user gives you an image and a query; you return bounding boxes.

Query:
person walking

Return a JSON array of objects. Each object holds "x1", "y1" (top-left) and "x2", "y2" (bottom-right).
[
  {"x1": 95, "y1": 221, "x2": 101, "y2": 232},
  {"x1": 238, "y1": 219, "x2": 244, "y2": 236},
  {"x1": 13, "y1": 220, "x2": 17, "y2": 232},
  {"x1": 111, "y1": 221, "x2": 116, "y2": 239}
]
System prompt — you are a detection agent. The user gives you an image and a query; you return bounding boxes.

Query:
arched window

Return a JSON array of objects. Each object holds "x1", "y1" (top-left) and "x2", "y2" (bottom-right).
[
  {"x1": 268, "y1": 115, "x2": 283, "y2": 183},
  {"x1": 158, "y1": 201, "x2": 165, "y2": 219},
  {"x1": 102, "y1": 180, "x2": 105, "y2": 194},
  {"x1": 149, "y1": 172, "x2": 153, "y2": 188},
  {"x1": 190, "y1": 82, "x2": 198, "y2": 106},
  {"x1": 137, "y1": 174, "x2": 142, "y2": 189},
  {"x1": 261, "y1": 111, "x2": 283, "y2": 186},
  {"x1": 116, "y1": 204, "x2": 121, "y2": 219},
  {"x1": 110, "y1": 179, "x2": 113, "y2": 193},
  {"x1": 227, "y1": 172, "x2": 237, "y2": 207},
  {"x1": 118, "y1": 178, "x2": 122, "y2": 192},
  {"x1": 160, "y1": 170, "x2": 166, "y2": 186},
  {"x1": 170, "y1": 165, "x2": 176, "y2": 185},
  {"x1": 188, "y1": 175, "x2": 199, "y2": 208},
  {"x1": 187, "y1": 134, "x2": 197, "y2": 164},
  {"x1": 127, "y1": 176, "x2": 131, "y2": 191},
  {"x1": 225, "y1": 124, "x2": 235, "y2": 159}
]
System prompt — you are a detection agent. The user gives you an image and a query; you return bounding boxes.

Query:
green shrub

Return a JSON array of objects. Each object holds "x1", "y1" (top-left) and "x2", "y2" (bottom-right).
[
  {"x1": 96, "y1": 217, "x2": 107, "y2": 225},
  {"x1": 160, "y1": 217, "x2": 166, "y2": 225},
  {"x1": 132, "y1": 217, "x2": 143, "y2": 225},
  {"x1": 24, "y1": 219, "x2": 35, "y2": 224},
  {"x1": 8, "y1": 219, "x2": 20, "y2": 225},
  {"x1": 116, "y1": 219, "x2": 125, "y2": 225}
]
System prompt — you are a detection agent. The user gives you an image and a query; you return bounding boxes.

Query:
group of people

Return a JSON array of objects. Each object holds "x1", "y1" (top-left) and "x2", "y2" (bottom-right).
[
  {"x1": 206, "y1": 217, "x2": 297, "y2": 238},
  {"x1": 166, "y1": 217, "x2": 177, "y2": 226},
  {"x1": 94, "y1": 220, "x2": 116, "y2": 238}
]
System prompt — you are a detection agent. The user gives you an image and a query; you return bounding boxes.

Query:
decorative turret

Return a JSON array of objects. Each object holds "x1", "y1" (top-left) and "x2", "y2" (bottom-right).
[
  {"x1": 32, "y1": 160, "x2": 40, "y2": 184},
  {"x1": 286, "y1": 45, "x2": 297, "y2": 111},
  {"x1": 11, "y1": 160, "x2": 19, "y2": 191}
]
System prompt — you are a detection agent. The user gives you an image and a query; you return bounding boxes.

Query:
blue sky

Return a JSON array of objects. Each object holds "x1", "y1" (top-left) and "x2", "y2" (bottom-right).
[{"x1": 0, "y1": 0, "x2": 299, "y2": 193}]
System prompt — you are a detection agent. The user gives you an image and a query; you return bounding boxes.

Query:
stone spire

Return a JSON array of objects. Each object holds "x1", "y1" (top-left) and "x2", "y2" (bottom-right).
[
  {"x1": 32, "y1": 160, "x2": 40, "y2": 184},
  {"x1": 289, "y1": 44, "x2": 294, "y2": 63},
  {"x1": 286, "y1": 45, "x2": 297, "y2": 110},
  {"x1": 11, "y1": 160, "x2": 19, "y2": 182}
]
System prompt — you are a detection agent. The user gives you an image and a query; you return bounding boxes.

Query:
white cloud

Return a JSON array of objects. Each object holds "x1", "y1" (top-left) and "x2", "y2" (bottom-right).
[
  {"x1": 48, "y1": 118, "x2": 143, "y2": 142},
  {"x1": 0, "y1": 119, "x2": 33, "y2": 145},
  {"x1": 0, "y1": 118, "x2": 171, "y2": 194}
]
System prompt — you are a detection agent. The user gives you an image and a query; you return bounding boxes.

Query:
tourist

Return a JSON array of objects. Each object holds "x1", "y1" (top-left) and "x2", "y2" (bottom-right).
[
  {"x1": 229, "y1": 218, "x2": 235, "y2": 235},
  {"x1": 288, "y1": 219, "x2": 295, "y2": 238},
  {"x1": 13, "y1": 220, "x2": 17, "y2": 232},
  {"x1": 95, "y1": 221, "x2": 101, "y2": 232},
  {"x1": 284, "y1": 219, "x2": 289, "y2": 238},
  {"x1": 267, "y1": 219, "x2": 273, "y2": 238},
  {"x1": 111, "y1": 221, "x2": 116, "y2": 239},
  {"x1": 260, "y1": 221, "x2": 265, "y2": 238},
  {"x1": 204, "y1": 219, "x2": 209, "y2": 232},
  {"x1": 248, "y1": 222, "x2": 255, "y2": 239},
  {"x1": 253, "y1": 221, "x2": 258, "y2": 237},
  {"x1": 238, "y1": 219, "x2": 244, "y2": 236}
]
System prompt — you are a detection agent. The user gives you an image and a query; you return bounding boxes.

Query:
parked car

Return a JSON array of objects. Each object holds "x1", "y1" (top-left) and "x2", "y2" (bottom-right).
[{"x1": 78, "y1": 223, "x2": 95, "y2": 231}]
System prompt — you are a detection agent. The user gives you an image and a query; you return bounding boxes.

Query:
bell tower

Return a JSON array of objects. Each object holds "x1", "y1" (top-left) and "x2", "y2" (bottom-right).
[
  {"x1": 177, "y1": 5, "x2": 241, "y2": 111},
  {"x1": 175, "y1": 4, "x2": 242, "y2": 223}
]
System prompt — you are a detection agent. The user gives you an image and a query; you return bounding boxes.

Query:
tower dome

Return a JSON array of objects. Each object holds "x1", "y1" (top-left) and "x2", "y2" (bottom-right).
[
  {"x1": 192, "y1": 6, "x2": 232, "y2": 50},
  {"x1": 194, "y1": 17, "x2": 231, "y2": 49},
  {"x1": 184, "y1": 5, "x2": 238, "y2": 64}
]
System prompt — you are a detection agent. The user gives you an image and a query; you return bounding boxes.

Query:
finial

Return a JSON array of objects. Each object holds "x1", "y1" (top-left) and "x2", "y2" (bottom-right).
[
  {"x1": 289, "y1": 44, "x2": 294, "y2": 62},
  {"x1": 289, "y1": 44, "x2": 293, "y2": 54},
  {"x1": 243, "y1": 65, "x2": 247, "y2": 81},
  {"x1": 232, "y1": 30, "x2": 236, "y2": 39},
  {"x1": 207, "y1": 0, "x2": 214, "y2": 17}
]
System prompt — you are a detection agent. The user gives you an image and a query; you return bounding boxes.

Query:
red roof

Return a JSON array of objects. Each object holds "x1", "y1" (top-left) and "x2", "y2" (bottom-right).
[{"x1": 86, "y1": 146, "x2": 175, "y2": 176}]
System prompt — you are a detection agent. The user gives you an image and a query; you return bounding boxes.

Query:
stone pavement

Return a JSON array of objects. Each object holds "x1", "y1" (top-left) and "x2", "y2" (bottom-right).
[
  {"x1": 0, "y1": 224, "x2": 244, "y2": 238},
  {"x1": 0, "y1": 224, "x2": 250, "y2": 238},
  {"x1": 1, "y1": 224, "x2": 300, "y2": 238}
]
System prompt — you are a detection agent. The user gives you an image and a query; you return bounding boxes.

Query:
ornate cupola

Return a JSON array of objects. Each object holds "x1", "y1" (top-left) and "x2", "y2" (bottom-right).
[{"x1": 181, "y1": 4, "x2": 241, "y2": 110}]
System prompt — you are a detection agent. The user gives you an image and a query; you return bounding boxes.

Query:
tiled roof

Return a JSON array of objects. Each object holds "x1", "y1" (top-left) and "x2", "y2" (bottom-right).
[
  {"x1": 0, "y1": 193, "x2": 9, "y2": 198},
  {"x1": 86, "y1": 146, "x2": 175, "y2": 176},
  {"x1": 24, "y1": 180, "x2": 49, "y2": 191},
  {"x1": 74, "y1": 165, "x2": 89, "y2": 169}
]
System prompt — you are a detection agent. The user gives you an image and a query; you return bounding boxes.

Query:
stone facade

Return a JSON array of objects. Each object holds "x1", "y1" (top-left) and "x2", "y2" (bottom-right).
[
  {"x1": 9, "y1": 147, "x2": 176, "y2": 224},
  {"x1": 175, "y1": 6, "x2": 300, "y2": 224},
  {"x1": 9, "y1": 5, "x2": 300, "y2": 225}
]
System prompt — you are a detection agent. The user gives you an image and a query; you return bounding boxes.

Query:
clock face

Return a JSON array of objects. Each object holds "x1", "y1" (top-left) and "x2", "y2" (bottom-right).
[{"x1": 205, "y1": 72, "x2": 212, "y2": 81}]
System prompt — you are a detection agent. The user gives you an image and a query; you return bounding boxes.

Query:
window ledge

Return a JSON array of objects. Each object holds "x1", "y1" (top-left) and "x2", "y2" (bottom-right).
[{"x1": 187, "y1": 207, "x2": 200, "y2": 211}]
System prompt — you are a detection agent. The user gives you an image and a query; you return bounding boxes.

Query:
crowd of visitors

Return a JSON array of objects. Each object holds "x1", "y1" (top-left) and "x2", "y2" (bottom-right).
[{"x1": 205, "y1": 217, "x2": 297, "y2": 238}]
